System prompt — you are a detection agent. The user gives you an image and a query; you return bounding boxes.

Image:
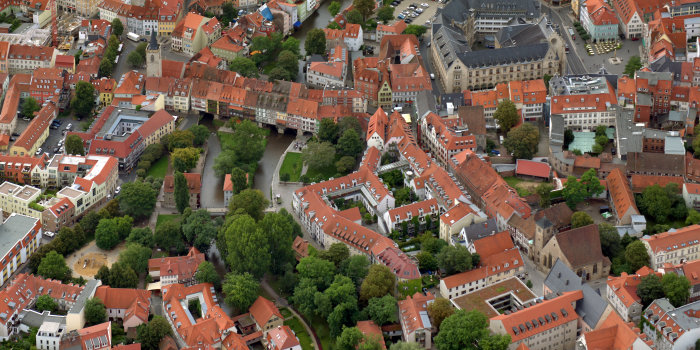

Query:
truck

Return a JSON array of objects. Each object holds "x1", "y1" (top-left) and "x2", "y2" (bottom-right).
[{"x1": 126, "y1": 32, "x2": 140, "y2": 42}]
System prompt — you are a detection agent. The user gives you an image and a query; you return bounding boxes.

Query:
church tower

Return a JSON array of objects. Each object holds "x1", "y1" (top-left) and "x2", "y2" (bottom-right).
[{"x1": 146, "y1": 31, "x2": 161, "y2": 78}]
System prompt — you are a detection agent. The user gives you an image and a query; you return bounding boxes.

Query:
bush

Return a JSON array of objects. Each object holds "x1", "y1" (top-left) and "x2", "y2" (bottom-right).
[{"x1": 280, "y1": 173, "x2": 290, "y2": 181}]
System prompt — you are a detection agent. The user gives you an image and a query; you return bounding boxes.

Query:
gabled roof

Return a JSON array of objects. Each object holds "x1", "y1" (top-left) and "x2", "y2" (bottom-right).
[
  {"x1": 249, "y1": 296, "x2": 283, "y2": 328},
  {"x1": 356, "y1": 320, "x2": 387, "y2": 349},
  {"x1": 266, "y1": 325, "x2": 300, "y2": 350},
  {"x1": 553, "y1": 224, "x2": 609, "y2": 269},
  {"x1": 515, "y1": 159, "x2": 550, "y2": 178},
  {"x1": 398, "y1": 292, "x2": 434, "y2": 335},
  {"x1": 607, "y1": 168, "x2": 639, "y2": 217}
]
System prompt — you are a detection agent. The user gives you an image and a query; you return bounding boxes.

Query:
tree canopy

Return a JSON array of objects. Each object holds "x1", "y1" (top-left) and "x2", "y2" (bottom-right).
[
  {"x1": 571, "y1": 211, "x2": 594, "y2": 228},
  {"x1": 503, "y1": 123, "x2": 539, "y2": 159},
  {"x1": 305, "y1": 29, "x2": 327, "y2": 55},
  {"x1": 437, "y1": 245, "x2": 474, "y2": 276},
  {"x1": 636, "y1": 274, "x2": 664, "y2": 307},
  {"x1": 111, "y1": 18, "x2": 124, "y2": 36},
  {"x1": 303, "y1": 141, "x2": 337, "y2": 171},
  {"x1": 228, "y1": 189, "x2": 268, "y2": 221},
  {"x1": 72, "y1": 81, "x2": 97, "y2": 119},
  {"x1": 329, "y1": 1, "x2": 341, "y2": 16},
  {"x1": 222, "y1": 272, "x2": 260, "y2": 311},
  {"x1": 229, "y1": 57, "x2": 258, "y2": 77},
  {"x1": 494, "y1": 100, "x2": 518, "y2": 133},
  {"x1": 85, "y1": 298, "x2": 106, "y2": 326},
  {"x1": 428, "y1": 298, "x2": 455, "y2": 331},
  {"x1": 65, "y1": 134, "x2": 85, "y2": 155},
  {"x1": 625, "y1": 240, "x2": 650, "y2": 272},
  {"x1": 360, "y1": 264, "x2": 395, "y2": 301},
  {"x1": 119, "y1": 181, "x2": 157, "y2": 219},
  {"x1": 38, "y1": 250, "x2": 71, "y2": 281},
  {"x1": 434, "y1": 310, "x2": 511, "y2": 350},
  {"x1": 174, "y1": 171, "x2": 190, "y2": 213},
  {"x1": 22, "y1": 97, "x2": 40, "y2": 119}
]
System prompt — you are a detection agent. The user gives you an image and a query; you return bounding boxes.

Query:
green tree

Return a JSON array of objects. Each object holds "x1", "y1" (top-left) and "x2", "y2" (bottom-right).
[
  {"x1": 229, "y1": 167, "x2": 248, "y2": 194},
  {"x1": 214, "y1": 151, "x2": 237, "y2": 177},
  {"x1": 353, "y1": 0, "x2": 375, "y2": 20},
  {"x1": 65, "y1": 134, "x2": 85, "y2": 156},
  {"x1": 111, "y1": 18, "x2": 124, "y2": 36},
  {"x1": 434, "y1": 310, "x2": 511, "y2": 350},
  {"x1": 119, "y1": 181, "x2": 157, "y2": 219},
  {"x1": 625, "y1": 240, "x2": 650, "y2": 272},
  {"x1": 229, "y1": 189, "x2": 268, "y2": 221},
  {"x1": 228, "y1": 120, "x2": 267, "y2": 163},
  {"x1": 403, "y1": 24, "x2": 427, "y2": 37},
  {"x1": 421, "y1": 234, "x2": 448, "y2": 255},
  {"x1": 636, "y1": 274, "x2": 664, "y2": 307},
  {"x1": 278, "y1": 49, "x2": 299, "y2": 79},
  {"x1": 258, "y1": 211, "x2": 298, "y2": 274},
  {"x1": 174, "y1": 171, "x2": 190, "y2": 213},
  {"x1": 366, "y1": 295, "x2": 398, "y2": 325},
  {"x1": 571, "y1": 211, "x2": 594, "y2": 228},
  {"x1": 503, "y1": 123, "x2": 539, "y2": 159},
  {"x1": 494, "y1": 100, "x2": 518, "y2": 133},
  {"x1": 390, "y1": 343, "x2": 424, "y2": 350},
  {"x1": 318, "y1": 118, "x2": 339, "y2": 143},
  {"x1": 319, "y1": 243, "x2": 350, "y2": 267},
  {"x1": 165, "y1": 130, "x2": 195, "y2": 150},
  {"x1": 154, "y1": 219, "x2": 185, "y2": 253},
  {"x1": 340, "y1": 255, "x2": 370, "y2": 287},
  {"x1": 337, "y1": 326, "x2": 364, "y2": 350},
  {"x1": 337, "y1": 128, "x2": 364, "y2": 157},
  {"x1": 136, "y1": 316, "x2": 172, "y2": 350},
  {"x1": 599, "y1": 223, "x2": 622, "y2": 258},
  {"x1": 229, "y1": 57, "x2": 258, "y2": 77},
  {"x1": 360, "y1": 264, "x2": 395, "y2": 301},
  {"x1": 182, "y1": 209, "x2": 219, "y2": 253},
  {"x1": 339, "y1": 116, "x2": 363, "y2": 135},
  {"x1": 687, "y1": 209, "x2": 700, "y2": 225},
  {"x1": 336, "y1": 156, "x2": 356, "y2": 174},
  {"x1": 428, "y1": 298, "x2": 454, "y2": 331},
  {"x1": 99, "y1": 56, "x2": 114, "y2": 77},
  {"x1": 38, "y1": 251, "x2": 71, "y2": 281},
  {"x1": 562, "y1": 177, "x2": 587, "y2": 209},
  {"x1": 118, "y1": 243, "x2": 152, "y2": 274},
  {"x1": 305, "y1": 28, "x2": 327, "y2": 55},
  {"x1": 417, "y1": 251, "x2": 438, "y2": 271},
  {"x1": 328, "y1": 301, "x2": 360, "y2": 337},
  {"x1": 536, "y1": 183, "x2": 554, "y2": 208},
  {"x1": 329, "y1": 1, "x2": 341, "y2": 16},
  {"x1": 95, "y1": 265, "x2": 110, "y2": 284},
  {"x1": 297, "y1": 256, "x2": 337, "y2": 291},
  {"x1": 376, "y1": 6, "x2": 394, "y2": 23},
  {"x1": 108, "y1": 261, "x2": 139, "y2": 288},
  {"x1": 282, "y1": 37, "x2": 301, "y2": 56},
  {"x1": 22, "y1": 97, "x2": 40, "y2": 119},
  {"x1": 171, "y1": 147, "x2": 200, "y2": 173},
  {"x1": 303, "y1": 141, "x2": 337, "y2": 171},
  {"x1": 127, "y1": 50, "x2": 144, "y2": 67},
  {"x1": 346, "y1": 9, "x2": 364, "y2": 24},
  {"x1": 85, "y1": 298, "x2": 107, "y2": 326},
  {"x1": 222, "y1": 272, "x2": 259, "y2": 311},
  {"x1": 72, "y1": 81, "x2": 97, "y2": 118},
  {"x1": 624, "y1": 56, "x2": 642, "y2": 77},
  {"x1": 224, "y1": 214, "x2": 270, "y2": 277},
  {"x1": 127, "y1": 227, "x2": 154, "y2": 248},
  {"x1": 437, "y1": 245, "x2": 473, "y2": 276},
  {"x1": 188, "y1": 125, "x2": 209, "y2": 146},
  {"x1": 328, "y1": 22, "x2": 342, "y2": 29},
  {"x1": 639, "y1": 184, "x2": 673, "y2": 223},
  {"x1": 268, "y1": 66, "x2": 291, "y2": 81},
  {"x1": 662, "y1": 273, "x2": 691, "y2": 307},
  {"x1": 35, "y1": 294, "x2": 58, "y2": 312},
  {"x1": 195, "y1": 261, "x2": 221, "y2": 290}
]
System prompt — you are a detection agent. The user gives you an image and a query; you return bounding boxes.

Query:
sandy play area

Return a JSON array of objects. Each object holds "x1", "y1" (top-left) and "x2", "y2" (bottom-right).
[{"x1": 66, "y1": 241, "x2": 124, "y2": 278}]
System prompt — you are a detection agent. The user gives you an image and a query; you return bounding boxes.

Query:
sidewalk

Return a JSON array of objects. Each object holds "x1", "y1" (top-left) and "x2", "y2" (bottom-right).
[{"x1": 261, "y1": 277, "x2": 321, "y2": 350}]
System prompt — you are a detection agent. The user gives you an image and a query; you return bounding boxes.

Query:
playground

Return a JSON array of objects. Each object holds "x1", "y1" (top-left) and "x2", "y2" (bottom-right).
[{"x1": 66, "y1": 241, "x2": 123, "y2": 278}]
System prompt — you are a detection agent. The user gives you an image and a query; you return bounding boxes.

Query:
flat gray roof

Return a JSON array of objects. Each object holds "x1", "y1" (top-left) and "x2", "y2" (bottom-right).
[{"x1": 0, "y1": 214, "x2": 38, "y2": 263}]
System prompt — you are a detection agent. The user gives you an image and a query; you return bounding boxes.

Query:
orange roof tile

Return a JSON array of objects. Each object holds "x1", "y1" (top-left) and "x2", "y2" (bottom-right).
[
  {"x1": 607, "y1": 168, "x2": 639, "y2": 217},
  {"x1": 249, "y1": 296, "x2": 283, "y2": 328}
]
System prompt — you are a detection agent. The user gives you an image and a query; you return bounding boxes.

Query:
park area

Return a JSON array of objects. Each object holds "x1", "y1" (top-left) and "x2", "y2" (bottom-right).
[
  {"x1": 504, "y1": 176, "x2": 543, "y2": 197},
  {"x1": 279, "y1": 152, "x2": 303, "y2": 182},
  {"x1": 145, "y1": 156, "x2": 168, "y2": 179}
]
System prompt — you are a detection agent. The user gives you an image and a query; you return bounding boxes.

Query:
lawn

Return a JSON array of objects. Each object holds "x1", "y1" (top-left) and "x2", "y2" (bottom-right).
[
  {"x1": 398, "y1": 278, "x2": 422, "y2": 299},
  {"x1": 146, "y1": 156, "x2": 168, "y2": 179},
  {"x1": 304, "y1": 164, "x2": 337, "y2": 183},
  {"x1": 284, "y1": 317, "x2": 314, "y2": 350},
  {"x1": 279, "y1": 307, "x2": 293, "y2": 319},
  {"x1": 156, "y1": 214, "x2": 180, "y2": 228},
  {"x1": 304, "y1": 313, "x2": 333, "y2": 350},
  {"x1": 279, "y1": 152, "x2": 303, "y2": 182},
  {"x1": 218, "y1": 131, "x2": 235, "y2": 151},
  {"x1": 503, "y1": 176, "x2": 544, "y2": 197}
]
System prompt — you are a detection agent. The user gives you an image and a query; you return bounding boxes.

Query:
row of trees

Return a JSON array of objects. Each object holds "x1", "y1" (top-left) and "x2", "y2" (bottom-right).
[{"x1": 99, "y1": 34, "x2": 121, "y2": 78}]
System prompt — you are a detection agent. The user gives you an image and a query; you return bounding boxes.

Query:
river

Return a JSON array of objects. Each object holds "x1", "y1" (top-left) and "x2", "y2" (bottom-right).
[
  {"x1": 254, "y1": 128, "x2": 295, "y2": 201},
  {"x1": 293, "y1": 0, "x2": 353, "y2": 55}
]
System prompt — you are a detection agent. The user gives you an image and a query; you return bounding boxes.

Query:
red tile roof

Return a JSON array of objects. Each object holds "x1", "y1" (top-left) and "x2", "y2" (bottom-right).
[
  {"x1": 148, "y1": 247, "x2": 205, "y2": 280},
  {"x1": 630, "y1": 174, "x2": 683, "y2": 193},
  {"x1": 94, "y1": 286, "x2": 150, "y2": 324},
  {"x1": 266, "y1": 326, "x2": 300, "y2": 350},
  {"x1": 643, "y1": 224, "x2": 700, "y2": 254},
  {"x1": 515, "y1": 159, "x2": 550, "y2": 178},
  {"x1": 398, "y1": 292, "x2": 434, "y2": 335},
  {"x1": 164, "y1": 172, "x2": 201, "y2": 194},
  {"x1": 356, "y1": 320, "x2": 387, "y2": 349},
  {"x1": 583, "y1": 311, "x2": 651, "y2": 350},
  {"x1": 607, "y1": 168, "x2": 639, "y2": 218},
  {"x1": 249, "y1": 296, "x2": 283, "y2": 328},
  {"x1": 14, "y1": 102, "x2": 56, "y2": 151}
]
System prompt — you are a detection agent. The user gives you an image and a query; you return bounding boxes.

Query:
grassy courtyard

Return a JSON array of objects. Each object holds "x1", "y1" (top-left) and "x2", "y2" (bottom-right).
[
  {"x1": 156, "y1": 214, "x2": 181, "y2": 228},
  {"x1": 279, "y1": 152, "x2": 303, "y2": 182},
  {"x1": 398, "y1": 278, "x2": 422, "y2": 299},
  {"x1": 145, "y1": 156, "x2": 168, "y2": 179}
]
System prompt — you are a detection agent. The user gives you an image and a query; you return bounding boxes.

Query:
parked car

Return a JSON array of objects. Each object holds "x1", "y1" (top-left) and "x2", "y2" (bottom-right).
[
  {"x1": 490, "y1": 149, "x2": 500, "y2": 155},
  {"x1": 416, "y1": 8, "x2": 424, "y2": 13},
  {"x1": 9, "y1": 136, "x2": 15, "y2": 141},
  {"x1": 35, "y1": 148, "x2": 42, "y2": 155},
  {"x1": 53, "y1": 147, "x2": 59, "y2": 153},
  {"x1": 398, "y1": 14, "x2": 405, "y2": 19},
  {"x1": 66, "y1": 123, "x2": 73, "y2": 130},
  {"x1": 44, "y1": 231, "x2": 55, "y2": 237},
  {"x1": 11, "y1": 132, "x2": 19, "y2": 136},
  {"x1": 115, "y1": 186, "x2": 121, "y2": 195},
  {"x1": 421, "y1": 2, "x2": 429, "y2": 6}
]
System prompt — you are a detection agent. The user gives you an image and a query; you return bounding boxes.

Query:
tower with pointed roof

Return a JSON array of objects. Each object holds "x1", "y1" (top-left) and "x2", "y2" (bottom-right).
[{"x1": 146, "y1": 31, "x2": 161, "y2": 78}]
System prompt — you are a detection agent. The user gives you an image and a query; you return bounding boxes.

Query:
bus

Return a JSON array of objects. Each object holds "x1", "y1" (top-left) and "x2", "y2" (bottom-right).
[
  {"x1": 568, "y1": 28, "x2": 575, "y2": 40},
  {"x1": 126, "y1": 32, "x2": 140, "y2": 42}
]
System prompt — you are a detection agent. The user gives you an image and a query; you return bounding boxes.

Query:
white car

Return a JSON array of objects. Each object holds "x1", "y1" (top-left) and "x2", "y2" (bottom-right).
[
  {"x1": 416, "y1": 8, "x2": 424, "y2": 13},
  {"x1": 44, "y1": 231, "x2": 55, "y2": 237},
  {"x1": 35, "y1": 148, "x2": 42, "y2": 155},
  {"x1": 115, "y1": 186, "x2": 121, "y2": 195},
  {"x1": 421, "y1": 2, "x2": 429, "y2": 6}
]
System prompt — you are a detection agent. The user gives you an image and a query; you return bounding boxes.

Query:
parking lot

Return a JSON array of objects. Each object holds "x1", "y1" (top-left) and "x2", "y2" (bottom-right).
[{"x1": 389, "y1": 0, "x2": 445, "y2": 27}]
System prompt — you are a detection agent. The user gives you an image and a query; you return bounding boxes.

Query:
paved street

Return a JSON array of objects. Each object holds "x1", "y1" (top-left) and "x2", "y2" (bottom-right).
[{"x1": 523, "y1": 254, "x2": 548, "y2": 296}]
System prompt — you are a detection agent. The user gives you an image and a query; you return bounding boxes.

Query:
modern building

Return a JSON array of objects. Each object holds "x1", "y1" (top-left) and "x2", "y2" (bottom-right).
[
  {"x1": 549, "y1": 75, "x2": 618, "y2": 131},
  {"x1": 0, "y1": 214, "x2": 42, "y2": 287},
  {"x1": 36, "y1": 322, "x2": 65, "y2": 350},
  {"x1": 69, "y1": 108, "x2": 176, "y2": 170}
]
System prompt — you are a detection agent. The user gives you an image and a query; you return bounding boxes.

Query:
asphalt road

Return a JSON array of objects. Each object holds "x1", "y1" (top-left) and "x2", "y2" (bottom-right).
[{"x1": 543, "y1": 4, "x2": 587, "y2": 74}]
